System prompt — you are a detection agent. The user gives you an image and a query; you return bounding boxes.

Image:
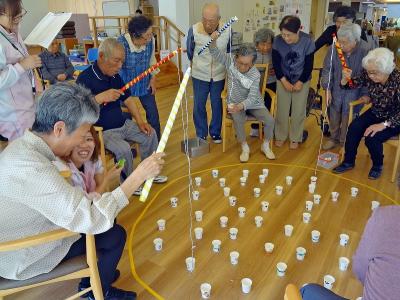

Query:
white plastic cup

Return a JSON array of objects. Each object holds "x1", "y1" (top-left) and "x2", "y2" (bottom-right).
[
  {"x1": 286, "y1": 176, "x2": 293, "y2": 185},
  {"x1": 339, "y1": 233, "x2": 349, "y2": 246},
  {"x1": 170, "y1": 197, "x2": 178, "y2": 208},
  {"x1": 253, "y1": 187, "x2": 261, "y2": 198},
  {"x1": 229, "y1": 227, "x2": 238, "y2": 240},
  {"x1": 219, "y1": 216, "x2": 228, "y2": 228},
  {"x1": 308, "y1": 183, "x2": 316, "y2": 194},
  {"x1": 313, "y1": 194, "x2": 321, "y2": 204},
  {"x1": 311, "y1": 230, "x2": 321, "y2": 243},
  {"x1": 195, "y1": 210, "x2": 203, "y2": 222},
  {"x1": 284, "y1": 224, "x2": 294, "y2": 237},
  {"x1": 212, "y1": 239, "x2": 221, "y2": 253},
  {"x1": 264, "y1": 242, "x2": 274, "y2": 253},
  {"x1": 254, "y1": 216, "x2": 263, "y2": 227},
  {"x1": 275, "y1": 185, "x2": 283, "y2": 196},
  {"x1": 200, "y1": 283, "x2": 211, "y2": 299},
  {"x1": 276, "y1": 262, "x2": 287, "y2": 277},
  {"x1": 185, "y1": 256, "x2": 195, "y2": 272},
  {"x1": 305, "y1": 200, "x2": 314, "y2": 211},
  {"x1": 323, "y1": 274, "x2": 335, "y2": 290},
  {"x1": 223, "y1": 187, "x2": 231, "y2": 197},
  {"x1": 157, "y1": 219, "x2": 166, "y2": 231},
  {"x1": 302, "y1": 212, "x2": 311, "y2": 224},
  {"x1": 194, "y1": 227, "x2": 203, "y2": 240},
  {"x1": 238, "y1": 207, "x2": 246, "y2": 218},
  {"x1": 211, "y1": 169, "x2": 219, "y2": 178},
  {"x1": 229, "y1": 196, "x2": 237, "y2": 206},
  {"x1": 331, "y1": 191, "x2": 339, "y2": 202},
  {"x1": 351, "y1": 187, "x2": 359, "y2": 197},
  {"x1": 219, "y1": 177, "x2": 226, "y2": 187},
  {"x1": 339, "y1": 256, "x2": 350, "y2": 271},
  {"x1": 296, "y1": 247, "x2": 307, "y2": 261},
  {"x1": 259, "y1": 174, "x2": 266, "y2": 184},
  {"x1": 371, "y1": 200, "x2": 380, "y2": 211},
  {"x1": 262, "y1": 168, "x2": 269, "y2": 177},
  {"x1": 240, "y1": 176, "x2": 247, "y2": 186},
  {"x1": 230, "y1": 251, "x2": 239, "y2": 265},
  {"x1": 194, "y1": 176, "x2": 202, "y2": 187},
  {"x1": 310, "y1": 176, "x2": 318, "y2": 184},
  {"x1": 243, "y1": 169, "x2": 250, "y2": 178},
  {"x1": 241, "y1": 278, "x2": 252, "y2": 294},
  {"x1": 261, "y1": 201, "x2": 270, "y2": 212},
  {"x1": 192, "y1": 190, "x2": 200, "y2": 201},
  {"x1": 153, "y1": 238, "x2": 163, "y2": 251}
]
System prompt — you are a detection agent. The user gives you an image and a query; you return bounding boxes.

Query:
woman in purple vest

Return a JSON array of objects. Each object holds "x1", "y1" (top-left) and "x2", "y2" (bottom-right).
[{"x1": 117, "y1": 15, "x2": 161, "y2": 140}]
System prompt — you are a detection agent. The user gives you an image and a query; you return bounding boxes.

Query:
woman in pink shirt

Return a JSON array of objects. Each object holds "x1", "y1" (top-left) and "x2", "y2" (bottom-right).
[{"x1": 0, "y1": 0, "x2": 42, "y2": 140}]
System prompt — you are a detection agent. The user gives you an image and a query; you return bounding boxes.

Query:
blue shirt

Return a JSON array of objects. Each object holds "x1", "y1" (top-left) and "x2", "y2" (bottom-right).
[{"x1": 76, "y1": 62, "x2": 131, "y2": 131}]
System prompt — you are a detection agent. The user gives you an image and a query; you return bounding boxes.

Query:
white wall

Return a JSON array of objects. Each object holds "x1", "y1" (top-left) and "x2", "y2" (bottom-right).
[
  {"x1": 387, "y1": 4, "x2": 400, "y2": 19},
  {"x1": 20, "y1": 0, "x2": 49, "y2": 39}
]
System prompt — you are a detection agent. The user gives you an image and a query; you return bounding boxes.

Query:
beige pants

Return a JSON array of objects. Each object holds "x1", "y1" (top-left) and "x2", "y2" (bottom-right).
[{"x1": 275, "y1": 80, "x2": 310, "y2": 143}]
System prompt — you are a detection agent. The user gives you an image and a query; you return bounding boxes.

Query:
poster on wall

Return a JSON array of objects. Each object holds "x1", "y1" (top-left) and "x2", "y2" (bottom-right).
[{"x1": 242, "y1": 0, "x2": 312, "y2": 42}]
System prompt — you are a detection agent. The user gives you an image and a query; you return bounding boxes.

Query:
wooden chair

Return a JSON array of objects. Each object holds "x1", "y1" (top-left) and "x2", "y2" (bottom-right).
[
  {"x1": 344, "y1": 99, "x2": 400, "y2": 182},
  {"x1": 221, "y1": 63, "x2": 276, "y2": 152},
  {"x1": 284, "y1": 284, "x2": 302, "y2": 300}
]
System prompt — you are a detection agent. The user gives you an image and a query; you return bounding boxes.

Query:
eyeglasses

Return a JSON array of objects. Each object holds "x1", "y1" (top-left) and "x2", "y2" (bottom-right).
[{"x1": 2, "y1": 8, "x2": 28, "y2": 21}]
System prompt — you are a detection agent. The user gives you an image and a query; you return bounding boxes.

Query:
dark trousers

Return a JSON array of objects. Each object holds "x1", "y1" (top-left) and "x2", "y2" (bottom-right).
[
  {"x1": 344, "y1": 109, "x2": 400, "y2": 167},
  {"x1": 63, "y1": 224, "x2": 126, "y2": 293},
  {"x1": 300, "y1": 284, "x2": 349, "y2": 300},
  {"x1": 139, "y1": 92, "x2": 161, "y2": 141},
  {"x1": 251, "y1": 82, "x2": 277, "y2": 129}
]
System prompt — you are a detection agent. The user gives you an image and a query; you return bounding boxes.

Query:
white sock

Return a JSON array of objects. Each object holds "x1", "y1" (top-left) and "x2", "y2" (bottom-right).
[
  {"x1": 242, "y1": 142, "x2": 250, "y2": 152},
  {"x1": 263, "y1": 140, "x2": 270, "y2": 149}
]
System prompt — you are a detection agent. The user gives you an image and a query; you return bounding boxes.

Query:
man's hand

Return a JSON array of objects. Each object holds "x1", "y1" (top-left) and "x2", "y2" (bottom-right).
[
  {"x1": 210, "y1": 31, "x2": 220, "y2": 41},
  {"x1": 57, "y1": 74, "x2": 67, "y2": 81},
  {"x1": 228, "y1": 103, "x2": 244, "y2": 113},
  {"x1": 281, "y1": 78, "x2": 294, "y2": 92},
  {"x1": 148, "y1": 77, "x2": 157, "y2": 95},
  {"x1": 326, "y1": 90, "x2": 332, "y2": 106},
  {"x1": 293, "y1": 81, "x2": 303, "y2": 92},
  {"x1": 138, "y1": 122, "x2": 153, "y2": 136},
  {"x1": 364, "y1": 123, "x2": 386, "y2": 137},
  {"x1": 95, "y1": 89, "x2": 124, "y2": 105}
]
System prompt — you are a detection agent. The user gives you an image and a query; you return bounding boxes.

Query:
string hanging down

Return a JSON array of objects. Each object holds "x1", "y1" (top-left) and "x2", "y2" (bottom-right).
[
  {"x1": 139, "y1": 67, "x2": 192, "y2": 203},
  {"x1": 120, "y1": 48, "x2": 182, "y2": 92},
  {"x1": 197, "y1": 16, "x2": 238, "y2": 55},
  {"x1": 333, "y1": 35, "x2": 354, "y2": 88}
]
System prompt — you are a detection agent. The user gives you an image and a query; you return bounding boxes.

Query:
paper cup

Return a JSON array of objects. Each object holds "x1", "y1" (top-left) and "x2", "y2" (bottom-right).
[
  {"x1": 311, "y1": 230, "x2": 320, "y2": 243},
  {"x1": 296, "y1": 247, "x2": 306, "y2": 261},
  {"x1": 219, "y1": 216, "x2": 228, "y2": 228},
  {"x1": 229, "y1": 196, "x2": 237, "y2": 206},
  {"x1": 194, "y1": 176, "x2": 202, "y2": 187},
  {"x1": 284, "y1": 224, "x2": 294, "y2": 237},
  {"x1": 339, "y1": 256, "x2": 350, "y2": 271},
  {"x1": 229, "y1": 227, "x2": 238, "y2": 240},
  {"x1": 243, "y1": 169, "x2": 250, "y2": 178},
  {"x1": 230, "y1": 251, "x2": 239, "y2": 265},
  {"x1": 351, "y1": 187, "x2": 358, "y2": 197},
  {"x1": 219, "y1": 177, "x2": 226, "y2": 187},
  {"x1": 310, "y1": 176, "x2": 317, "y2": 184},
  {"x1": 264, "y1": 242, "x2": 274, "y2": 253},
  {"x1": 153, "y1": 238, "x2": 163, "y2": 251},
  {"x1": 371, "y1": 200, "x2": 380, "y2": 211},
  {"x1": 195, "y1": 210, "x2": 203, "y2": 222},
  {"x1": 305, "y1": 200, "x2": 313, "y2": 211},
  {"x1": 254, "y1": 216, "x2": 263, "y2": 227},
  {"x1": 275, "y1": 185, "x2": 283, "y2": 196},
  {"x1": 259, "y1": 174, "x2": 266, "y2": 184},
  {"x1": 200, "y1": 283, "x2": 211, "y2": 299},
  {"x1": 302, "y1": 212, "x2": 311, "y2": 224},
  {"x1": 170, "y1": 197, "x2": 178, "y2": 208},
  {"x1": 323, "y1": 275, "x2": 335, "y2": 290},
  {"x1": 308, "y1": 183, "x2": 316, "y2": 194},
  {"x1": 331, "y1": 191, "x2": 339, "y2": 202},
  {"x1": 241, "y1": 278, "x2": 252, "y2": 294},
  {"x1": 157, "y1": 219, "x2": 166, "y2": 231},
  {"x1": 253, "y1": 187, "x2": 261, "y2": 198},
  {"x1": 192, "y1": 190, "x2": 200, "y2": 201},
  {"x1": 261, "y1": 201, "x2": 269, "y2": 212},
  {"x1": 211, "y1": 169, "x2": 219, "y2": 178},
  {"x1": 339, "y1": 233, "x2": 349, "y2": 246},
  {"x1": 212, "y1": 239, "x2": 221, "y2": 253},
  {"x1": 262, "y1": 168, "x2": 269, "y2": 177},
  {"x1": 185, "y1": 256, "x2": 195, "y2": 272},
  {"x1": 238, "y1": 207, "x2": 246, "y2": 218},
  {"x1": 223, "y1": 187, "x2": 231, "y2": 197},
  {"x1": 313, "y1": 194, "x2": 321, "y2": 204},
  {"x1": 276, "y1": 262, "x2": 287, "y2": 277},
  {"x1": 194, "y1": 227, "x2": 203, "y2": 240},
  {"x1": 240, "y1": 176, "x2": 247, "y2": 186},
  {"x1": 285, "y1": 176, "x2": 293, "y2": 185}
]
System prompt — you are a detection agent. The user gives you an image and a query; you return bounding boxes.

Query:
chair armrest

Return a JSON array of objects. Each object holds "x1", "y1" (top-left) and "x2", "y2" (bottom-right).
[
  {"x1": 349, "y1": 99, "x2": 368, "y2": 107},
  {"x1": 0, "y1": 229, "x2": 79, "y2": 252},
  {"x1": 121, "y1": 107, "x2": 129, "y2": 113}
]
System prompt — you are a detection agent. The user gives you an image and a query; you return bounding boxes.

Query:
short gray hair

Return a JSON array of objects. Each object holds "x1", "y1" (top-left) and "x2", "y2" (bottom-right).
[
  {"x1": 32, "y1": 83, "x2": 100, "y2": 134},
  {"x1": 98, "y1": 37, "x2": 124, "y2": 59},
  {"x1": 254, "y1": 28, "x2": 274, "y2": 45},
  {"x1": 202, "y1": 3, "x2": 220, "y2": 18},
  {"x1": 362, "y1": 47, "x2": 395, "y2": 74},
  {"x1": 337, "y1": 23, "x2": 361, "y2": 43},
  {"x1": 235, "y1": 43, "x2": 257, "y2": 63}
]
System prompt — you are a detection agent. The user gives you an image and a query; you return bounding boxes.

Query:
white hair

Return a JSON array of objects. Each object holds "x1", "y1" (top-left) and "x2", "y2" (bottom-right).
[
  {"x1": 98, "y1": 38, "x2": 124, "y2": 59},
  {"x1": 337, "y1": 23, "x2": 361, "y2": 43},
  {"x1": 362, "y1": 47, "x2": 395, "y2": 74}
]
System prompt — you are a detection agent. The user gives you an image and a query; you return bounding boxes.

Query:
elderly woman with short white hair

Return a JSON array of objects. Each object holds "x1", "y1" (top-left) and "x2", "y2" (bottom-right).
[
  {"x1": 321, "y1": 23, "x2": 369, "y2": 150},
  {"x1": 333, "y1": 47, "x2": 400, "y2": 179}
]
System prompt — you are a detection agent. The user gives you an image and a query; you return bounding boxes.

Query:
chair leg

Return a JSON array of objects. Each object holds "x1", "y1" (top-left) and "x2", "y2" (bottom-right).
[
  {"x1": 258, "y1": 122, "x2": 263, "y2": 140},
  {"x1": 222, "y1": 120, "x2": 226, "y2": 153},
  {"x1": 90, "y1": 273, "x2": 104, "y2": 300},
  {"x1": 391, "y1": 140, "x2": 400, "y2": 183}
]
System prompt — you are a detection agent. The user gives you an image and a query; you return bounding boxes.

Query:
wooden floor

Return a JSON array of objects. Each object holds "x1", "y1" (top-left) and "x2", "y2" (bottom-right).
[{"x1": 7, "y1": 56, "x2": 400, "y2": 299}]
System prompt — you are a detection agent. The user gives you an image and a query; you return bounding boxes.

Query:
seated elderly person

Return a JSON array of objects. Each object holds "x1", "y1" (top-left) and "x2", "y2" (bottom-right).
[
  {"x1": 322, "y1": 23, "x2": 369, "y2": 150},
  {"x1": 39, "y1": 40, "x2": 74, "y2": 84},
  {"x1": 300, "y1": 205, "x2": 400, "y2": 300},
  {"x1": 0, "y1": 83, "x2": 165, "y2": 300},
  {"x1": 76, "y1": 38, "x2": 167, "y2": 195},
  {"x1": 333, "y1": 47, "x2": 400, "y2": 179},
  {"x1": 209, "y1": 33, "x2": 275, "y2": 162}
]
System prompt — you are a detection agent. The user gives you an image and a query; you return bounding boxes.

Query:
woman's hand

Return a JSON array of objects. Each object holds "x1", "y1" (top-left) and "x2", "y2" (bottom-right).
[
  {"x1": 148, "y1": 76, "x2": 157, "y2": 95},
  {"x1": 341, "y1": 67, "x2": 352, "y2": 85},
  {"x1": 228, "y1": 103, "x2": 244, "y2": 113},
  {"x1": 20, "y1": 55, "x2": 42, "y2": 71},
  {"x1": 364, "y1": 123, "x2": 386, "y2": 137},
  {"x1": 135, "y1": 152, "x2": 165, "y2": 181},
  {"x1": 104, "y1": 164, "x2": 123, "y2": 183}
]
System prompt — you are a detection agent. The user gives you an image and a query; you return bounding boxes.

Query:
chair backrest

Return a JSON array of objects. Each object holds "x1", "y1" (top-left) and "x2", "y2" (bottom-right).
[
  {"x1": 284, "y1": 284, "x2": 302, "y2": 300},
  {"x1": 254, "y1": 63, "x2": 269, "y2": 98},
  {"x1": 87, "y1": 48, "x2": 99, "y2": 64}
]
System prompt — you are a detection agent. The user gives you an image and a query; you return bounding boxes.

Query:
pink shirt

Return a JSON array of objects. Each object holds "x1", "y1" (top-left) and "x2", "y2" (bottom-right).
[{"x1": 0, "y1": 26, "x2": 35, "y2": 140}]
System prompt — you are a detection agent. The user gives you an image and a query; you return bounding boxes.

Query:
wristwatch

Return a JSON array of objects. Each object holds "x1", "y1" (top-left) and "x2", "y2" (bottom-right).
[{"x1": 383, "y1": 121, "x2": 391, "y2": 127}]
